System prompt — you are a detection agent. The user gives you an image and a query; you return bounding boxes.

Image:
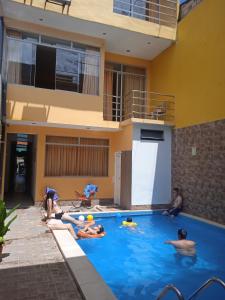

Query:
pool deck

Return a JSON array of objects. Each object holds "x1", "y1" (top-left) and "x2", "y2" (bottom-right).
[{"x1": 0, "y1": 206, "x2": 83, "y2": 300}]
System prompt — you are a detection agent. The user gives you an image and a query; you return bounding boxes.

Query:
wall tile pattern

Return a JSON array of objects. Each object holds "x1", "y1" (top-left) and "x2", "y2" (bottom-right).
[{"x1": 172, "y1": 119, "x2": 225, "y2": 224}]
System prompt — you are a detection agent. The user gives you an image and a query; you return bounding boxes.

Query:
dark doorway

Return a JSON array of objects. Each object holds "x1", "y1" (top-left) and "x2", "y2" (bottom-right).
[
  {"x1": 4, "y1": 133, "x2": 37, "y2": 207},
  {"x1": 35, "y1": 45, "x2": 56, "y2": 89}
]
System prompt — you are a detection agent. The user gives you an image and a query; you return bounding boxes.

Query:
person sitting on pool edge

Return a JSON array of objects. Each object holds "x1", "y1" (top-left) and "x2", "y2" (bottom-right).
[
  {"x1": 164, "y1": 228, "x2": 196, "y2": 256},
  {"x1": 43, "y1": 190, "x2": 95, "y2": 228},
  {"x1": 81, "y1": 224, "x2": 104, "y2": 235},
  {"x1": 162, "y1": 188, "x2": 183, "y2": 217}
]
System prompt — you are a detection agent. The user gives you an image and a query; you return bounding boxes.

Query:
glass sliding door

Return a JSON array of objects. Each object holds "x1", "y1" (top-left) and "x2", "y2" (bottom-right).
[
  {"x1": 35, "y1": 45, "x2": 56, "y2": 89},
  {"x1": 104, "y1": 62, "x2": 122, "y2": 121},
  {"x1": 104, "y1": 62, "x2": 146, "y2": 121},
  {"x1": 56, "y1": 48, "x2": 79, "y2": 92}
]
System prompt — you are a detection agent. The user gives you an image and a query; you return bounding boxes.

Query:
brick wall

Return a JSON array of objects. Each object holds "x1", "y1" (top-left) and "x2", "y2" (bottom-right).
[{"x1": 172, "y1": 119, "x2": 225, "y2": 224}]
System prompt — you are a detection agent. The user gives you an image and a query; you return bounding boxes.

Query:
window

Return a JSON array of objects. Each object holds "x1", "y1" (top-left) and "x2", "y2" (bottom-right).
[
  {"x1": 45, "y1": 136, "x2": 109, "y2": 177},
  {"x1": 55, "y1": 48, "x2": 99, "y2": 95},
  {"x1": 7, "y1": 29, "x2": 100, "y2": 95},
  {"x1": 140, "y1": 129, "x2": 164, "y2": 141},
  {"x1": 113, "y1": 0, "x2": 177, "y2": 27},
  {"x1": 113, "y1": 0, "x2": 147, "y2": 20},
  {"x1": 7, "y1": 38, "x2": 36, "y2": 86}
]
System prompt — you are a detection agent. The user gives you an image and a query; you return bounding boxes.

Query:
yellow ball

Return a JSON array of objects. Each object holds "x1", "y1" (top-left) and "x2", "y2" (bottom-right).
[{"x1": 87, "y1": 214, "x2": 93, "y2": 221}]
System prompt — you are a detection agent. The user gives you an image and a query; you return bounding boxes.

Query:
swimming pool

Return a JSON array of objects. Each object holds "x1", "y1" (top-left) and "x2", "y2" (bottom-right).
[{"x1": 72, "y1": 214, "x2": 225, "y2": 300}]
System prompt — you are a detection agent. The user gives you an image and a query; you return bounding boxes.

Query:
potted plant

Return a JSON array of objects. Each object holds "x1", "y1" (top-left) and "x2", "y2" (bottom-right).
[{"x1": 0, "y1": 200, "x2": 19, "y2": 256}]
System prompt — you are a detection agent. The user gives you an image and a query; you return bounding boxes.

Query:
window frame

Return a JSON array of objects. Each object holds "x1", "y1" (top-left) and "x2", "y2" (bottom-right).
[
  {"x1": 6, "y1": 29, "x2": 101, "y2": 96},
  {"x1": 45, "y1": 136, "x2": 109, "y2": 177}
]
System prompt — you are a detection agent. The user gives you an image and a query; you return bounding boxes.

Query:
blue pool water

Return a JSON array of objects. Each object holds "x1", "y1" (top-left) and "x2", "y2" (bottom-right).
[{"x1": 72, "y1": 214, "x2": 225, "y2": 300}]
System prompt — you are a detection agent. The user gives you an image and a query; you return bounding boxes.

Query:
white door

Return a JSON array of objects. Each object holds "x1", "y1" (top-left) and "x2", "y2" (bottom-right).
[{"x1": 114, "y1": 152, "x2": 121, "y2": 205}]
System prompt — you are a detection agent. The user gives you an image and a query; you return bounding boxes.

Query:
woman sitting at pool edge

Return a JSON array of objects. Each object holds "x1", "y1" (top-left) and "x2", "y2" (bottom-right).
[{"x1": 43, "y1": 190, "x2": 95, "y2": 228}]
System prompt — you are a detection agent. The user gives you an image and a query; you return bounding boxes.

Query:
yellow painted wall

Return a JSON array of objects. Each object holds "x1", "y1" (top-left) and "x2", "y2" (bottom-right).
[
  {"x1": 112, "y1": 124, "x2": 133, "y2": 153},
  {"x1": 6, "y1": 124, "x2": 132, "y2": 202},
  {"x1": 151, "y1": 0, "x2": 225, "y2": 128},
  {"x1": 13, "y1": 0, "x2": 177, "y2": 40},
  {"x1": 7, "y1": 84, "x2": 119, "y2": 129}
]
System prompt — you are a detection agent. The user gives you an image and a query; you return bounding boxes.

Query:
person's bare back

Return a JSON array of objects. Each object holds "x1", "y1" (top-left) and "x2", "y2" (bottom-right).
[
  {"x1": 165, "y1": 239, "x2": 196, "y2": 256},
  {"x1": 165, "y1": 229, "x2": 196, "y2": 256}
]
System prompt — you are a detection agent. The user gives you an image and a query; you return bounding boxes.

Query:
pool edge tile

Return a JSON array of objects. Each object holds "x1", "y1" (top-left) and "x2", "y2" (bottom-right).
[
  {"x1": 181, "y1": 213, "x2": 225, "y2": 229},
  {"x1": 52, "y1": 229, "x2": 117, "y2": 300}
]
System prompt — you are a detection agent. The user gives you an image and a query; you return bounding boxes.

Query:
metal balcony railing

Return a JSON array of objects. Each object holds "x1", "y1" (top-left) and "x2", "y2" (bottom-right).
[
  {"x1": 123, "y1": 90, "x2": 175, "y2": 121},
  {"x1": 103, "y1": 90, "x2": 175, "y2": 123},
  {"x1": 103, "y1": 94, "x2": 122, "y2": 122},
  {"x1": 113, "y1": 0, "x2": 178, "y2": 28}
]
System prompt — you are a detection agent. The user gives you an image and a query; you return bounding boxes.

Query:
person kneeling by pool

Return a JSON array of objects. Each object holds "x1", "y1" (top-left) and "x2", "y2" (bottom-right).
[{"x1": 162, "y1": 188, "x2": 183, "y2": 217}]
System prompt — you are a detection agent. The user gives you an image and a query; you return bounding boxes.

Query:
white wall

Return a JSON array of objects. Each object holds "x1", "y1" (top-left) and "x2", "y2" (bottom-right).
[{"x1": 131, "y1": 124, "x2": 171, "y2": 206}]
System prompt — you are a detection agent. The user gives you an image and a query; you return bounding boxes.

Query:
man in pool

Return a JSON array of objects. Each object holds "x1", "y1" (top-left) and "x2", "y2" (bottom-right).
[{"x1": 164, "y1": 229, "x2": 196, "y2": 256}]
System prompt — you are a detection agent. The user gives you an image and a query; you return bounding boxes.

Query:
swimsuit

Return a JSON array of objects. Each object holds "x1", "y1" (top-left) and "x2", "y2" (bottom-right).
[{"x1": 55, "y1": 212, "x2": 64, "y2": 220}]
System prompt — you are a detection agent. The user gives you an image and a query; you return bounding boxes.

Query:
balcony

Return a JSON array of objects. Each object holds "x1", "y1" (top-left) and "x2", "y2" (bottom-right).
[
  {"x1": 113, "y1": 0, "x2": 177, "y2": 28},
  {"x1": 104, "y1": 90, "x2": 175, "y2": 124},
  {"x1": 4, "y1": 0, "x2": 178, "y2": 60}
]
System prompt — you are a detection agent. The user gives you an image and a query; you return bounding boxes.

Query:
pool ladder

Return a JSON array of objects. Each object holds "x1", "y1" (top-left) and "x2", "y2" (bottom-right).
[{"x1": 156, "y1": 276, "x2": 225, "y2": 300}]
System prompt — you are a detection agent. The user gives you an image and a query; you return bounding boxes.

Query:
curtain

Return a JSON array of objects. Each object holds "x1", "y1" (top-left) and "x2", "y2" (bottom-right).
[
  {"x1": 82, "y1": 50, "x2": 99, "y2": 95},
  {"x1": 123, "y1": 66, "x2": 146, "y2": 119},
  {"x1": 104, "y1": 69, "x2": 113, "y2": 120},
  {"x1": 7, "y1": 39, "x2": 36, "y2": 85},
  {"x1": 7, "y1": 39, "x2": 22, "y2": 84},
  {"x1": 45, "y1": 136, "x2": 108, "y2": 177}
]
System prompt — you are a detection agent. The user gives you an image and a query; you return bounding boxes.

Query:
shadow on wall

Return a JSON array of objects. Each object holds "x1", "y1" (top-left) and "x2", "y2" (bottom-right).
[
  {"x1": 22, "y1": 106, "x2": 49, "y2": 122},
  {"x1": 7, "y1": 101, "x2": 49, "y2": 122},
  {"x1": 7, "y1": 85, "x2": 102, "y2": 112},
  {"x1": 151, "y1": 136, "x2": 171, "y2": 206}
]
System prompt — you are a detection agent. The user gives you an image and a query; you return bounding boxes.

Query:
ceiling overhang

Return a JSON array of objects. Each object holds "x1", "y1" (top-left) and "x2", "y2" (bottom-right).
[{"x1": 2, "y1": 0, "x2": 173, "y2": 60}]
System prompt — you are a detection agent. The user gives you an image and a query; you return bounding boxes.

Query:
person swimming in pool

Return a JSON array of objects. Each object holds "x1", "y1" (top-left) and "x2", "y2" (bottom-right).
[
  {"x1": 164, "y1": 228, "x2": 196, "y2": 256},
  {"x1": 81, "y1": 224, "x2": 104, "y2": 235}
]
